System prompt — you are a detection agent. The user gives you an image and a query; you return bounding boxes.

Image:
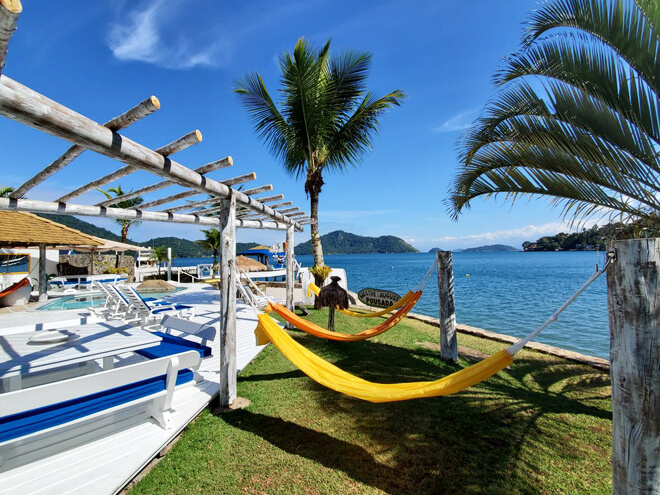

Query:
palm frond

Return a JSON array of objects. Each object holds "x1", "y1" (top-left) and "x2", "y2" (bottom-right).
[{"x1": 451, "y1": 0, "x2": 660, "y2": 224}]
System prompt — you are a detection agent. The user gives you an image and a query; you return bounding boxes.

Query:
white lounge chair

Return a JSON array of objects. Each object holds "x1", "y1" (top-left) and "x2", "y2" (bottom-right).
[
  {"x1": 116, "y1": 285, "x2": 195, "y2": 324},
  {"x1": 0, "y1": 350, "x2": 201, "y2": 471}
]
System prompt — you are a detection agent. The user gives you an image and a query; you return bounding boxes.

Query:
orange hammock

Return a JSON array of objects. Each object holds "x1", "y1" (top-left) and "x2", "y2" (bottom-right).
[
  {"x1": 307, "y1": 283, "x2": 414, "y2": 318},
  {"x1": 264, "y1": 291, "x2": 422, "y2": 342}
]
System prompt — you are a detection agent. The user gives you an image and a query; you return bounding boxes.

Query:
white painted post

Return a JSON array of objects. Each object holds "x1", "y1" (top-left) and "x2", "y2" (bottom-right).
[
  {"x1": 607, "y1": 238, "x2": 659, "y2": 494},
  {"x1": 218, "y1": 191, "x2": 237, "y2": 407},
  {"x1": 38, "y1": 243, "x2": 47, "y2": 302},
  {"x1": 437, "y1": 251, "x2": 458, "y2": 362},
  {"x1": 286, "y1": 225, "x2": 295, "y2": 313},
  {"x1": 167, "y1": 247, "x2": 172, "y2": 282}
]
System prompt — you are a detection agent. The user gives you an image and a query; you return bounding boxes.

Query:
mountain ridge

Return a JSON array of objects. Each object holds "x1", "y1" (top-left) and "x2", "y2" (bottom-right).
[{"x1": 294, "y1": 230, "x2": 418, "y2": 255}]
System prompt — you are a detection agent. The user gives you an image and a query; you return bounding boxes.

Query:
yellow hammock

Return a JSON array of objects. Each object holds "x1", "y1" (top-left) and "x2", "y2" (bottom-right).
[
  {"x1": 255, "y1": 313, "x2": 513, "y2": 402},
  {"x1": 307, "y1": 283, "x2": 413, "y2": 318},
  {"x1": 265, "y1": 291, "x2": 422, "y2": 342}
]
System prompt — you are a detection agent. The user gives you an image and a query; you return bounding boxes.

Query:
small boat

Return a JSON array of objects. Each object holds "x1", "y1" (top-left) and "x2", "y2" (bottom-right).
[{"x1": 0, "y1": 277, "x2": 31, "y2": 307}]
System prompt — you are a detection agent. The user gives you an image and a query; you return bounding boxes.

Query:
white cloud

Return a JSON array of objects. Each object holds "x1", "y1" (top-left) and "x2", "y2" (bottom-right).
[
  {"x1": 106, "y1": 0, "x2": 228, "y2": 70},
  {"x1": 434, "y1": 109, "x2": 479, "y2": 133}
]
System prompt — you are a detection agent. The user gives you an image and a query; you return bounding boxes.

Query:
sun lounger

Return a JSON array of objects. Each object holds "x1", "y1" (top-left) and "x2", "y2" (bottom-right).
[
  {"x1": 138, "y1": 315, "x2": 215, "y2": 360},
  {"x1": 0, "y1": 350, "x2": 201, "y2": 470},
  {"x1": 115, "y1": 286, "x2": 195, "y2": 324}
]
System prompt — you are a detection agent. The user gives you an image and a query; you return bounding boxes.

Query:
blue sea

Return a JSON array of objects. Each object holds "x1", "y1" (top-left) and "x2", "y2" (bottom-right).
[{"x1": 175, "y1": 251, "x2": 610, "y2": 359}]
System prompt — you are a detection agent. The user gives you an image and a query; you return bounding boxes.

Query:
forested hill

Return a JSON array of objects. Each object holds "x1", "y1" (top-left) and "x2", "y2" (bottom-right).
[
  {"x1": 37, "y1": 214, "x2": 258, "y2": 257},
  {"x1": 294, "y1": 230, "x2": 419, "y2": 255}
]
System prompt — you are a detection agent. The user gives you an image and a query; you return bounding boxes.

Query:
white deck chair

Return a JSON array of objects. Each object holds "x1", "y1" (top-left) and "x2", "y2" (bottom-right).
[{"x1": 116, "y1": 285, "x2": 196, "y2": 324}]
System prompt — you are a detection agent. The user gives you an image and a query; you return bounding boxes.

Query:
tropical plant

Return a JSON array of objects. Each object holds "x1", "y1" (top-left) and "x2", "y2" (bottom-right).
[
  {"x1": 234, "y1": 37, "x2": 405, "y2": 270},
  {"x1": 196, "y1": 228, "x2": 221, "y2": 268},
  {"x1": 149, "y1": 245, "x2": 169, "y2": 275},
  {"x1": 0, "y1": 186, "x2": 14, "y2": 198},
  {"x1": 97, "y1": 186, "x2": 144, "y2": 243},
  {"x1": 448, "y1": 0, "x2": 660, "y2": 225},
  {"x1": 309, "y1": 264, "x2": 332, "y2": 291}
]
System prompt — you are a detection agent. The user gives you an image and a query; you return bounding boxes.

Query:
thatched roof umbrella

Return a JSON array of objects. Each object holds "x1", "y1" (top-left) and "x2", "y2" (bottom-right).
[
  {"x1": 236, "y1": 255, "x2": 267, "y2": 272},
  {"x1": 317, "y1": 276, "x2": 349, "y2": 332}
]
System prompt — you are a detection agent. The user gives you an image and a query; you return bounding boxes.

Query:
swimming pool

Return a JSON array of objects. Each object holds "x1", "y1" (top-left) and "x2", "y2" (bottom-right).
[{"x1": 36, "y1": 288, "x2": 187, "y2": 311}]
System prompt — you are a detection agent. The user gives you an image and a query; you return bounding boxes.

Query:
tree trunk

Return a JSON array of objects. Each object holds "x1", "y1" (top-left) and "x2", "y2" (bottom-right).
[
  {"x1": 121, "y1": 223, "x2": 128, "y2": 244},
  {"x1": 607, "y1": 238, "x2": 659, "y2": 494},
  {"x1": 305, "y1": 168, "x2": 324, "y2": 268}
]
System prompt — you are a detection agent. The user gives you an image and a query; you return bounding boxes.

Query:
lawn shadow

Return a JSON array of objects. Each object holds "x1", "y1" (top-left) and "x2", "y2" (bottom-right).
[{"x1": 230, "y1": 324, "x2": 611, "y2": 493}]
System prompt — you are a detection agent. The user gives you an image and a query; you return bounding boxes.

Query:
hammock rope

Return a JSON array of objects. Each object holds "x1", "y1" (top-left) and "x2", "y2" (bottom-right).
[{"x1": 254, "y1": 256, "x2": 612, "y2": 402}]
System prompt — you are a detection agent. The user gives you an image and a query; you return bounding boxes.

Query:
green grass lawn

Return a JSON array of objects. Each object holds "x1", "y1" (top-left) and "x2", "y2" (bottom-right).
[{"x1": 130, "y1": 308, "x2": 612, "y2": 494}]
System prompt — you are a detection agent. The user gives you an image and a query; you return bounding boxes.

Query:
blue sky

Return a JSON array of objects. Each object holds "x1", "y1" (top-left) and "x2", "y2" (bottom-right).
[{"x1": 0, "y1": 0, "x2": 585, "y2": 251}]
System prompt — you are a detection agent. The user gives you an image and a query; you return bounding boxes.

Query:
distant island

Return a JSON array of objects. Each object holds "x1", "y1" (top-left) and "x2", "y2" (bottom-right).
[
  {"x1": 463, "y1": 244, "x2": 519, "y2": 252},
  {"x1": 428, "y1": 247, "x2": 443, "y2": 253},
  {"x1": 38, "y1": 214, "x2": 258, "y2": 257},
  {"x1": 294, "y1": 230, "x2": 419, "y2": 255}
]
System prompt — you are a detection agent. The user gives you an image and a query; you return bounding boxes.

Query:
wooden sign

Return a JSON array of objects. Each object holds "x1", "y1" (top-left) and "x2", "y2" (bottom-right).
[{"x1": 357, "y1": 288, "x2": 401, "y2": 308}]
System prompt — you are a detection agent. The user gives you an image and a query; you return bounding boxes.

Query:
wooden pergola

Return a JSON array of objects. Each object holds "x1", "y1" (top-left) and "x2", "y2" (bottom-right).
[{"x1": 0, "y1": 0, "x2": 310, "y2": 407}]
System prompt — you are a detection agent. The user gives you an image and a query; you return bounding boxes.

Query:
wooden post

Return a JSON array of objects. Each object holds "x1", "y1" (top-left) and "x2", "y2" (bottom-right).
[
  {"x1": 437, "y1": 251, "x2": 458, "y2": 362},
  {"x1": 0, "y1": 0, "x2": 21, "y2": 77},
  {"x1": 167, "y1": 247, "x2": 172, "y2": 282},
  {"x1": 38, "y1": 243, "x2": 47, "y2": 302},
  {"x1": 607, "y1": 238, "x2": 659, "y2": 494},
  {"x1": 218, "y1": 191, "x2": 236, "y2": 407},
  {"x1": 285, "y1": 225, "x2": 294, "y2": 313}
]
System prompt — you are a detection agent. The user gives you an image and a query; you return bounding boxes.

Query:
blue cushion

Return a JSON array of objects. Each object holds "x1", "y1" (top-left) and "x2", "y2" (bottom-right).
[
  {"x1": 0, "y1": 369, "x2": 193, "y2": 443},
  {"x1": 137, "y1": 332, "x2": 212, "y2": 359},
  {"x1": 151, "y1": 304, "x2": 192, "y2": 314}
]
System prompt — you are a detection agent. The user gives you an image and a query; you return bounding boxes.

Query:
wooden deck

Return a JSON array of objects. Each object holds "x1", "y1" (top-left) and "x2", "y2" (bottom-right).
[{"x1": 0, "y1": 284, "x2": 267, "y2": 495}]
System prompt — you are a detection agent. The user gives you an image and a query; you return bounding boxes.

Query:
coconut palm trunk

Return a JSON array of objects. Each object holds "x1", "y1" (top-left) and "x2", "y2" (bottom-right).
[{"x1": 306, "y1": 168, "x2": 325, "y2": 267}]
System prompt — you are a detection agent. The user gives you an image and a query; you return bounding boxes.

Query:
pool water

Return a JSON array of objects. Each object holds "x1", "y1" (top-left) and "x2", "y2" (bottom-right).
[{"x1": 37, "y1": 288, "x2": 187, "y2": 311}]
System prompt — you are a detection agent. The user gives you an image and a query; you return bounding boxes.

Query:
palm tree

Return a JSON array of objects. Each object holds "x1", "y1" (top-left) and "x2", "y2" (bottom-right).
[
  {"x1": 98, "y1": 186, "x2": 144, "y2": 243},
  {"x1": 234, "y1": 37, "x2": 405, "y2": 269},
  {"x1": 196, "y1": 228, "x2": 221, "y2": 269},
  {"x1": 149, "y1": 245, "x2": 169, "y2": 275},
  {"x1": 448, "y1": 0, "x2": 659, "y2": 225},
  {"x1": 0, "y1": 186, "x2": 14, "y2": 197}
]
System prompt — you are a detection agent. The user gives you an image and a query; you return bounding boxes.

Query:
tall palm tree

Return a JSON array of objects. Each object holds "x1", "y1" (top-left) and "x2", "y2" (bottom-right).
[
  {"x1": 98, "y1": 186, "x2": 144, "y2": 243},
  {"x1": 448, "y1": 0, "x2": 659, "y2": 225},
  {"x1": 196, "y1": 228, "x2": 221, "y2": 268},
  {"x1": 234, "y1": 37, "x2": 405, "y2": 269}
]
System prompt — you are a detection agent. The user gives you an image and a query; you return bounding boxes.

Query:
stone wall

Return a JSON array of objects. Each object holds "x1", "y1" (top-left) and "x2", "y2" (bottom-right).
[{"x1": 59, "y1": 254, "x2": 135, "y2": 282}]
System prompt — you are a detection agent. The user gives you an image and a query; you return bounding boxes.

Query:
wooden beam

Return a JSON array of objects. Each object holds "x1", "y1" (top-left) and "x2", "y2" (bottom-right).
[
  {"x1": 0, "y1": 198, "x2": 303, "y2": 231},
  {"x1": 11, "y1": 96, "x2": 161, "y2": 199},
  {"x1": 252, "y1": 194, "x2": 284, "y2": 204},
  {"x1": 218, "y1": 191, "x2": 237, "y2": 407},
  {"x1": 285, "y1": 225, "x2": 294, "y2": 313},
  {"x1": 607, "y1": 238, "x2": 659, "y2": 494},
  {"x1": 96, "y1": 157, "x2": 231, "y2": 207},
  {"x1": 269, "y1": 201, "x2": 293, "y2": 209},
  {"x1": 277, "y1": 207, "x2": 299, "y2": 214},
  {"x1": 287, "y1": 212, "x2": 307, "y2": 218},
  {"x1": 38, "y1": 243, "x2": 47, "y2": 302},
  {"x1": 0, "y1": 0, "x2": 21, "y2": 76},
  {"x1": 56, "y1": 130, "x2": 202, "y2": 202},
  {"x1": 165, "y1": 190, "x2": 281, "y2": 214},
  {"x1": 437, "y1": 251, "x2": 458, "y2": 362},
  {"x1": 139, "y1": 173, "x2": 257, "y2": 210},
  {"x1": 0, "y1": 76, "x2": 300, "y2": 227},
  {"x1": 242, "y1": 185, "x2": 273, "y2": 196}
]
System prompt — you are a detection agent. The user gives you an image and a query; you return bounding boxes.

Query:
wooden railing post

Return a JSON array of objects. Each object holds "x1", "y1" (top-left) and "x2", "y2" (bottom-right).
[
  {"x1": 218, "y1": 191, "x2": 236, "y2": 407},
  {"x1": 38, "y1": 243, "x2": 47, "y2": 302},
  {"x1": 607, "y1": 238, "x2": 659, "y2": 494},
  {"x1": 285, "y1": 225, "x2": 294, "y2": 313},
  {"x1": 437, "y1": 251, "x2": 458, "y2": 362}
]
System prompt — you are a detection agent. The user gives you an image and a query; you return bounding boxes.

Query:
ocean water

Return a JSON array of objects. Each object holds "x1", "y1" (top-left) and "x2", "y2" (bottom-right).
[{"x1": 175, "y1": 252, "x2": 610, "y2": 359}]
